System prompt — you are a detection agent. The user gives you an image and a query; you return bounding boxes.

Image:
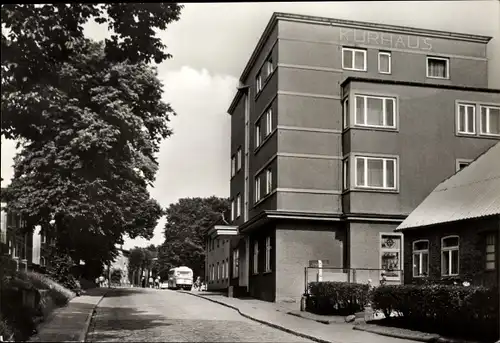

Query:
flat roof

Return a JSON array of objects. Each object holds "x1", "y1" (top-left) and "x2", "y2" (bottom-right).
[{"x1": 341, "y1": 77, "x2": 500, "y2": 93}]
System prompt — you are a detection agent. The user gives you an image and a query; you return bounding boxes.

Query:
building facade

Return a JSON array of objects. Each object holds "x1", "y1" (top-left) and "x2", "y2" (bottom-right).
[
  {"x1": 227, "y1": 12, "x2": 500, "y2": 303},
  {"x1": 397, "y1": 142, "x2": 500, "y2": 288}
]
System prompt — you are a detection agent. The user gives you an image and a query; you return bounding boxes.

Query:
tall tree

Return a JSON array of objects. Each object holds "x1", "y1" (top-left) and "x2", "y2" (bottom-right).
[
  {"x1": 159, "y1": 197, "x2": 230, "y2": 279},
  {"x1": 1, "y1": 4, "x2": 182, "y2": 266}
]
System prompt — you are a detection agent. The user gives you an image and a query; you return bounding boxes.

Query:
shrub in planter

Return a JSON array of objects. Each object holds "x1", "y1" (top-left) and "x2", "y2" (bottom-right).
[
  {"x1": 307, "y1": 281, "x2": 370, "y2": 316},
  {"x1": 371, "y1": 284, "x2": 498, "y2": 340}
]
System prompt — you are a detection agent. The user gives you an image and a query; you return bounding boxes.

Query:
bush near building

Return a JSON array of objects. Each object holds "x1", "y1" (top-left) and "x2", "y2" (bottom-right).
[
  {"x1": 370, "y1": 284, "x2": 499, "y2": 341},
  {"x1": 306, "y1": 281, "x2": 370, "y2": 316}
]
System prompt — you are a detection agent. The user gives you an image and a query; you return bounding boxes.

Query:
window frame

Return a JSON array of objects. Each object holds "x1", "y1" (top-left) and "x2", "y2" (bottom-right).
[
  {"x1": 486, "y1": 233, "x2": 496, "y2": 271},
  {"x1": 378, "y1": 51, "x2": 392, "y2": 74},
  {"x1": 343, "y1": 159, "x2": 349, "y2": 190},
  {"x1": 479, "y1": 105, "x2": 500, "y2": 137},
  {"x1": 412, "y1": 240, "x2": 430, "y2": 278},
  {"x1": 354, "y1": 156, "x2": 398, "y2": 190},
  {"x1": 265, "y1": 108, "x2": 273, "y2": 136},
  {"x1": 379, "y1": 233, "x2": 403, "y2": 281},
  {"x1": 236, "y1": 194, "x2": 241, "y2": 218},
  {"x1": 236, "y1": 148, "x2": 242, "y2": 171},
  {"x1": 265, "y1": 56, "x2": 274, "y2": 79},
  {"x1": 230, "y1": 199, "x2": 235, "y2": 221},
  {"x1": 455, "y1": 159, "x2": 472, "y2": 172},
  {"x1": 255, "y1": 176, "x2": 261, "y2": 203},
  {"x1": 253, "y1": 241, "x2": 259, "y2": 274},
  {"x1": 256, "y1": 72, "x2": 262, "y2": 93},
  {"x1": 231, "y1": 155, "x2": 236, "y2": 177},
  {"x1": 342, "y1": 47, "x2": 367, "y2": 71},
  {"x1": 426, "y1": 56, "x2": 449, "y2": 79},
  {"x1": 265, "y1": 168, "x2": 272, "y2": 194},
  {"x1": 456, "y1": 103, "x2": 476, "y2": 135},
  {"x1": 441, "y1": 235, "x2": 460, "y2": 276},
  {"x1": 255, "y1": 122, "x2": 261, "y2": 148},
  {"x1": 354, "y1": 94, "x2": 397, "y2": 129},
  {"x1": 343, "y1": 98, "x2": 349, "y2": 129},
  {"x1": 265, "y1": 236, "x2": 272, "y2": 273},
  {"x1": 232, "y1": 249, "x2": 239, "y2": 278}
]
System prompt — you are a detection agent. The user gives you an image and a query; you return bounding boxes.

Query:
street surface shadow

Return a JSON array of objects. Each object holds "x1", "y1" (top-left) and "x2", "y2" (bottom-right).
[
  {"x1": 87, "y1": 305, "x2": 172, "y2": 342},
  {"x1": 101, "y1": 288, "x2": 149, "y2": 298}
]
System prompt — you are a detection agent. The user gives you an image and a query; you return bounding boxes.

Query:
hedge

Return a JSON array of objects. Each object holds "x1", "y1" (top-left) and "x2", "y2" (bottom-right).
[
  {"x1": 307, "y1": 281, "x2": 370, "y2": 315},
  {"x1": 371, "y1": 284, "x2": 499, "y2": 340}
]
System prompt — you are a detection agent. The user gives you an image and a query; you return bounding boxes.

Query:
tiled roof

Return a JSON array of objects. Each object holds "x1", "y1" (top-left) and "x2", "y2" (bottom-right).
[{"x1": 397, "y1": 142, "x2": 500, "y2": 231}]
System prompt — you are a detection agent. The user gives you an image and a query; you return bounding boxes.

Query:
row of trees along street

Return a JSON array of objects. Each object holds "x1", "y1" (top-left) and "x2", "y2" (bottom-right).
[{"x1": 1, "y1": 3, "x2": 183, "y2": 286}]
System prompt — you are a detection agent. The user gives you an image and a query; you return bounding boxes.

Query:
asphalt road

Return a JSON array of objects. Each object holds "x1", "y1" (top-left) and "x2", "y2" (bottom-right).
[{"x1": 86, "y1": 287, "x2": 313, "y2": 342}]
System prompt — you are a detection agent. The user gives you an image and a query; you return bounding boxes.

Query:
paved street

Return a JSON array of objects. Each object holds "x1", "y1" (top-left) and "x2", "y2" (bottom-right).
[{"x1": 86, "y1": 288, "x2": 312, "y2": 342}]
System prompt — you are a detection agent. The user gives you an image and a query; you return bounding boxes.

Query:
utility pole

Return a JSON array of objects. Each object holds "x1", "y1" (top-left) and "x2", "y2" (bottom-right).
[{"x1": 107, "y1": 262, "x2": 111, "y2": 288}]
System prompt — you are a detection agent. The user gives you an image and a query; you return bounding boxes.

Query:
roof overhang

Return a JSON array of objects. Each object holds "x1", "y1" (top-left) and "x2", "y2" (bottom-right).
[{"x1": 206, "y1": 225, "x2": 238, "y2": 239}]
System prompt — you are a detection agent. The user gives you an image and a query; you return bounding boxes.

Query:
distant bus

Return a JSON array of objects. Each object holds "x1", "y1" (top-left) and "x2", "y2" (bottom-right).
[{"x1": 167, "y1": 266, "x2": 193, "y2": 290}]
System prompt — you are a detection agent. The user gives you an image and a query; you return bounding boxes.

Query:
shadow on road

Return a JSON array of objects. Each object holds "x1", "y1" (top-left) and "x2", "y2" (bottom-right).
[
  {"x1": 88, "y1": 305, "x2": 172, "y2": 342},
  {"x1": 101, "y1": 288, "x2": 150, "y2": 298}
]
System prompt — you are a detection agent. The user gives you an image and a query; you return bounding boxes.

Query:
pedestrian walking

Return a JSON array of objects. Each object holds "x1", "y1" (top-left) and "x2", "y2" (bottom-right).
[{"x1": 194, "y1": 276, "x2": 201, "y2": 291}]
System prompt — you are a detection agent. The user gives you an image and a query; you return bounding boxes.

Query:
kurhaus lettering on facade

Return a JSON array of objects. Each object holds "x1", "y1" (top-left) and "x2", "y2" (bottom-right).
[{"x1": 340, "y1": 28, "x2": 433, "y2": 51}]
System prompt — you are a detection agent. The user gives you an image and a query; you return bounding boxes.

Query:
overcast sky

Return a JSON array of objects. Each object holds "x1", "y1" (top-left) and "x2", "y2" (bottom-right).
[{"x1": 2, "y1": 1, "x2": 499, "y2": 250}]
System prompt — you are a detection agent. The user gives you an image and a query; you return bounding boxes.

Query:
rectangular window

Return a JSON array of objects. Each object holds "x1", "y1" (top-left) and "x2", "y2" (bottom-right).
[
  {"x1": 231, "y1": 156, "x2": 236, "y2": 177},
  {"x1": 457, "y1": 103, "x2": 476, "y2": 135},
  {"x1": 265, "y1": 57, "x2": 274, "y2": 78},
  {"x1": 266, "y1": 168, "x2": 272, "y2": 194},
  {"x1": 253, "y1": 241, "x2": 259, "y2": 274},
  {"x1": 236, "y1": 194, "x2": 241, "y2": 218},
  {"x1": 236, "y1": 148, "x2": 242, "y2": 171},
  {"x1": 265, "y1": 108, "x2": 273, "y2": 136},
  {"x1": 255, "y1": 123, "x2": 261, "y2": 148},
  {"x1": 355, "y1": 156, "x2": 397, "y2": 190},
  {"x1": 265, "y1": 236, "x2": 271, "y2": 272},
  {"x1": 441, "y1": 236, "x2": 459, "y2": 276},
  {"x1": 378, "y1": 51, "x2": 391, "y2": 74},
  {"x1": 343, "y1": 159, "x2": 349, "y2": 190},
  {"x1": 256, "y1": 72, "x2": 262, "y2": 93},
  {"x1": 231, "y1": 199, "x2": 235, "y2": 221},
  {"x1": 486, "y1": 233, "x2": 496, "y2": 270},
  {"x1": 380, "y1": 234, "x2": 402, "y2": 281},
  {"x1": 232, "y1": 249, "x2": 239, "y2": 278},
  {"x1": 355, "y1": 95, "x2": 396, "y2": 128},
  {"x1": 342, "y1": 47, "x2": 366, "y2": 71},
  {"x1": 456, "y1": 159, "x2": 472, "y2": 172},
  {"x1": 255, "y1": 176, "x2": 261, "y2": 202},
  {"x1": 217, "y1": 262, "x2": 220, "y2": 280},
  {"x1": 480, "y1": 105, "x2": 500, "y2": 136},
  {"x1": 343, "y1": 98, "x2": 349, "y2": 129},
  {"x1": 427, "y1": 57, "x2": 449, "y2": 79},
  {"x1": 412, "y1": 240, "x2": 429, "y2": 277}
]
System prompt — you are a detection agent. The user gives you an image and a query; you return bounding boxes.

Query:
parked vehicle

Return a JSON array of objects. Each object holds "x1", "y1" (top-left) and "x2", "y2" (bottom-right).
[{"x1": 167, "y1": 266, "x2": 193, "y2": 290}]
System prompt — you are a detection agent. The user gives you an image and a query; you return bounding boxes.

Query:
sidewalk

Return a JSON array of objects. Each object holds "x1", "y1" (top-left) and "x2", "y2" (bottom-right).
[
  {"x1": 179, "y1": 290, "x2": 413, "y2": 343},
  {"x1": 29, "y1": 288, "x2": 109, "y2": 342}
]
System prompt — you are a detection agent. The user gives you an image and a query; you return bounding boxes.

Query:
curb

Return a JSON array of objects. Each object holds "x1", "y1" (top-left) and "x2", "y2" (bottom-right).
[
  {"x1": 178, "y1": 290, "x2": 332, "y2": 343},
  {"x1": 353, "y1": 324, "x2": 436, "y2": 342},
  {"x1": 80, "y1": 289, "x2": 110, "y2": 343}
]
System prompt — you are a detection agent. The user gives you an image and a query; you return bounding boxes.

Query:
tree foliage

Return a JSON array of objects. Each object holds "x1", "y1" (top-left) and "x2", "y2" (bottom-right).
[
  {"x1": 1, "y1": 4, "x2": 182, "y2": 266},
  {"x1": 158, "y1": 197, "x2": 230, "y2": 279}
]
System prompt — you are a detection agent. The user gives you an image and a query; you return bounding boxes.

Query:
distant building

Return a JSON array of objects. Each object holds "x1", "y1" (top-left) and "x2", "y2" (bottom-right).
[
  {"x1": 397, "y1": 142, "x2": 499, "y2": 287},
  {"x1": 204, "y1": 212, "x2": 238, "y2": 292},
  {"x1": 110, "y1": 247, "x2": 130, "y2": 286},
  {"x1": 227, "y1": 12, "x2": 500, "y2": 303}
]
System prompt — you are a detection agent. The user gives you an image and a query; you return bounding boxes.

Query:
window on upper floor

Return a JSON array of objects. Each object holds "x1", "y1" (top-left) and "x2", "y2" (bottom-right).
[
  {"x1": 486, "y1": 233, "x2": 496, "y2": 270},
  {"x1": 264, "y1": 108, "x2": 273, "y2": 136},
  {"x1": 354, "y1": 95, "x2": 396, "y2": 129},
  {"x1": 342, "y1": 47, "x2": 366, "y2": 71},
  {"x1": 343, "y1": 159, "x2": 349, "y2": 190},
  {"x1": 456, "y1": 103, "x2": 476, "y2": 135},
  {"x1": 236, "y1": 148, "x2": 242, "y2": 171},
  {"x1": 343, "y1": 98, "x2": 349, "y2": 130},
  {"x1": 427, "y1": 56, "x2": 449, "y2": 79},
  {"x1": 255, "y1": 122, "x2": 261, "y2": 148},
  {"x1": 236, "y1": 194, "x2": 241, "y2": 218},
  {"x1": 256, "y1": 72, "x2": 262, "y2": 93},
  {"x1": 231, "y1": 199, "x2": 235, "y2": 221},
  {"x1": 265, "y1": 56, "x2": 274, "y2": 79},
  {"x1": 378, "y1": 51, "x2": 391, "y2": 74},
  {"x1": 265, "y1": 168, "x2": 272, "y2": 195},
  {"x1": 412, "y1": 240, "x2": 429, "y2": 277},
  {"x1": 441, "y1": 236, "x2": 459, "y2": 276},
  {"x1": 255, "y1": 176, "x2": 261, "y2": 203},
  {"x1": 480, "y1": 105, "x2": 500, "y2": 136},
  {"x1": 231, "y1": 155, "x2": 236, "y2": 177},
  {"x1": 355, "y1": 156, "x2": 397, "y2": 190}
]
